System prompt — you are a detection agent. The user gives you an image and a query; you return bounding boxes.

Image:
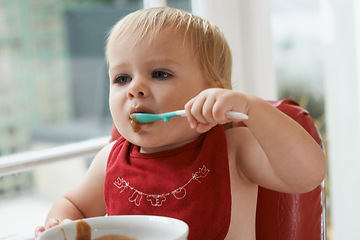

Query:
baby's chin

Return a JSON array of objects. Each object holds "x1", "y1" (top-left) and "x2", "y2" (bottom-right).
[{"x1": 122, "y1": 123, "x2": 202, "y2": 152}]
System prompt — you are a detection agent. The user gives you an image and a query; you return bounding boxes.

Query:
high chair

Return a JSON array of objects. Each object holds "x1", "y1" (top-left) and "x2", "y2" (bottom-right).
[
  {"x1": 109, "y1": 99, "x2": 326, "y2": 240},
  {"x1": 252, "y1": 99, "x2": 326, "y2": 240}
]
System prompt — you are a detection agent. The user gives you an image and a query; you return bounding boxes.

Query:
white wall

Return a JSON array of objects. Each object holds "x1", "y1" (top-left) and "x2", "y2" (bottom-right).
[
  {"x1": 143, "y1": 0, "x2": 167, "y2": 9},
  {"x1": 192, "y1": 0, "x2": 277, "y2": 100},
  {"x1": 321, "y1": 0, "x2": 360, "y2": 239}
]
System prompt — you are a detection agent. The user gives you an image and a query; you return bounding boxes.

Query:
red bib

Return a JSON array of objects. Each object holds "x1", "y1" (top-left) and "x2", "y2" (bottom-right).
[{"x1": 104, "y1": 125, "x2": 231, "y2": 240}]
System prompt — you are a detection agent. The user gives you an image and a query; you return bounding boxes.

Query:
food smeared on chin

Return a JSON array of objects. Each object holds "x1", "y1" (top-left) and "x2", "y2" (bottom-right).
[
  {"x1": 129, "y1": 116, "x2": 142, "y2": 133},
  {"x1": 61, "y1": 220, "x2": 137, "y2": 240}
]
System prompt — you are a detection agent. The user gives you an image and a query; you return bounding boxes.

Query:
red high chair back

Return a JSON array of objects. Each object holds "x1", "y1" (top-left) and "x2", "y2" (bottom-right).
[
  {"x1": 253, "y1": 99, "x2": 325, "y2": 240},
  {"x1": 109, "y1": 99, "x2": 325, "y2": 240}
]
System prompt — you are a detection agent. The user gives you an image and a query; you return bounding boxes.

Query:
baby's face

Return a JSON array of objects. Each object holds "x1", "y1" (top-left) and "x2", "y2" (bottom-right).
[{"x1": 108, "y1": 29, "x2": 211, "y2": 153}]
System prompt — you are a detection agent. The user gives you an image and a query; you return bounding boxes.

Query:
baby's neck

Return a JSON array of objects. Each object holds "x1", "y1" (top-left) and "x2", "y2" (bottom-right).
[{"x1": 139, "y1": 136, "x2": 201, "y2": 154}]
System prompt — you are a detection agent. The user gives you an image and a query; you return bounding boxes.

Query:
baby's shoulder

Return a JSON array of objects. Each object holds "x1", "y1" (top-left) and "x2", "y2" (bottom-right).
[{"x1": 94, "y1": 140, "x2": 117, "y2": 164}]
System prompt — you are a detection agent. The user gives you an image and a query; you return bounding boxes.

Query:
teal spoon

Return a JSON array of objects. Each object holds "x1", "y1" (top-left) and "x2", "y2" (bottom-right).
[{"x1": 130, "y1": 110, "x2": 248, "y2": 123}]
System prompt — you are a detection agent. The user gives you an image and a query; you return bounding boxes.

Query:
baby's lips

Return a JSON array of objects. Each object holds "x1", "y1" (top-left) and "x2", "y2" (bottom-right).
[{"x1": 128, "y1": 105, "x2": 154, "y2": 116}]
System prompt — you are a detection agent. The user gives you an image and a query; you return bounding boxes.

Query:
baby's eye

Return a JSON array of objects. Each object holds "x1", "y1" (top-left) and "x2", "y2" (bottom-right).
[
  {"x1": 114, "y1": 75, "x2": 131, "y2": 84},
  {"x1": 152, "y1": 70, "x2": 172, "y2": 79}
]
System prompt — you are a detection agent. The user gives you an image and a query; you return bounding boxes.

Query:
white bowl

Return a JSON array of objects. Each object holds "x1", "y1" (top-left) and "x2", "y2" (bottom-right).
[{"x1": 38, "y1": 215, "x2": 189, "y2": 240}]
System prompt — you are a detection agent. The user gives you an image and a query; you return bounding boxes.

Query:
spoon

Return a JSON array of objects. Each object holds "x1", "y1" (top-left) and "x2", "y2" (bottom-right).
[{"x1": 130, "y1": 110, "x2": 248, "y2": 123}]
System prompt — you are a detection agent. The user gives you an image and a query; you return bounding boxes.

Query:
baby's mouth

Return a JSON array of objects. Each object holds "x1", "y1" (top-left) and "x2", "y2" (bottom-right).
[
  {"x1": 128, "y1": 105, "x2": 154, "y2": 132},
  {"x1": 128, "y1": 105, "x2": 154, "y2": 120}
]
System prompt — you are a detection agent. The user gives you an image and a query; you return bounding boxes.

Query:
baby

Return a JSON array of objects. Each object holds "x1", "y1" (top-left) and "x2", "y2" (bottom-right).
[{"x1": 35, "y1": 7, "x2": 326, "y2": 240}]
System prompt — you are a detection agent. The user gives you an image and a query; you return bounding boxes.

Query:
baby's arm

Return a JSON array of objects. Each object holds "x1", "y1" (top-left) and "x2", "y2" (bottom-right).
[
  {"x1": 35, "y1": 142, "x2": 113, "y2": 238},
  {"x1": 185, "y1": 88, "x2": 326, "y2": 193}
]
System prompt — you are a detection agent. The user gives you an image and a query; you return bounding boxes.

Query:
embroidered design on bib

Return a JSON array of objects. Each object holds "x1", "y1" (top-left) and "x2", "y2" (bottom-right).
[{"x1": 114, "y1": 165, "x2": 210, "y2": 207}]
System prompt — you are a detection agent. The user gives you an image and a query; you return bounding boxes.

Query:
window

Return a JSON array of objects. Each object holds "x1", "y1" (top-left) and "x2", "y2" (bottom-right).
[{"x1": 0, "y1": 0, "x2": 191, "y2": 238}]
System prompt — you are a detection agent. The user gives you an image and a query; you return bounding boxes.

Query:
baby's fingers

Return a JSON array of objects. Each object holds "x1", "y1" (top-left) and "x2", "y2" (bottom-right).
[
  {"x1": 35, "y1": 219, "x2": 59, "y2": 239},
  {"x1": 184, "y1": 98, "x2": 199, "y2": 129},
  {"x1": 35, "y1": 226, "x2": 45, "y2": 239},
  {"x1": 45, "y1": 219, "x2": 59, "y2": 229},
  {"x1": 35, "y1": 219, "x2": 72, "y2": 239},
  {"x1": 187, "y1": 97, "x2": 210, "y2": 122}
]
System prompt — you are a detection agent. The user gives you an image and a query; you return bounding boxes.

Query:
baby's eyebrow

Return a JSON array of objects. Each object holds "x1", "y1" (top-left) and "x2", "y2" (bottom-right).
[
  {"x1": 145, "y1": 58, "x2": 182, "y2": 67},
  {"x1": 108, "y1": 63, "x2": 130, "y2": 75},
  {"x1": 108, "y1": 58, "x2": 182, "y2": 77}
]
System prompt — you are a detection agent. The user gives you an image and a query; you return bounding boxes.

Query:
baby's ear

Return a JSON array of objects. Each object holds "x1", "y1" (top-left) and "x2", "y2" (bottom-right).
[
  {"x1": 214, "y1": 81, "x2": 225, "y2": 88},
  {"x1": 207, "y1": 80, "x2": 224, "y2": 89}
]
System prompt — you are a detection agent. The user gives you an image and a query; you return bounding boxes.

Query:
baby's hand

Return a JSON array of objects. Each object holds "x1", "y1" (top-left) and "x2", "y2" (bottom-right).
[
  {"x1": 185, "y1": 88, "x2": 248, "y2": 133},
  {"x1": 35, "y1": 219, "x2": 72, "y2": 239}
]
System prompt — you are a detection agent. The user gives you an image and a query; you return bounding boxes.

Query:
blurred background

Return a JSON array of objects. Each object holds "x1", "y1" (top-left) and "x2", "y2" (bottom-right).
[{"x1": 0, "y1": 0, "x2": 354, "y2": 239}]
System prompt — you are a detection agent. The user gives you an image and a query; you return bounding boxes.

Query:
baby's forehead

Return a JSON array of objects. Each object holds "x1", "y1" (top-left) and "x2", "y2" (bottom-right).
[
  {"x1": 106, "y1": 19, "x2": 199, "y2": 64},
  {"x1": 107, "y1": 28, "x2": 196, "y2": 63},
  {"x1": 113, "y1": 27, "x2": 191, "y2": 50}
]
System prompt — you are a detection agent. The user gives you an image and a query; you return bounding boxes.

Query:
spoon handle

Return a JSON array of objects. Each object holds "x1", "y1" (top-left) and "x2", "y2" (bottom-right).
[
  {"x1": 175, "y1": 110, "x2": 248, "y2": 120},
  {"x1": 226, "y1": 111, "x2": 248, "y2": 120}
]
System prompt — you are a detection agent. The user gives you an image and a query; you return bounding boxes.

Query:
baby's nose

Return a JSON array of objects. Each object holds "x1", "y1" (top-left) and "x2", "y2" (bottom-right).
[{"x1": 127, "y1": 78, "x2": 149, "y2": 98}]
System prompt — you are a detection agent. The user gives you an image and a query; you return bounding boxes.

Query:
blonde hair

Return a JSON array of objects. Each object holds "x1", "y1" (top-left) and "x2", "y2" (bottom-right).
[{"x1": 106, "y1": 7, "x2": 232, "y2": 89}]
